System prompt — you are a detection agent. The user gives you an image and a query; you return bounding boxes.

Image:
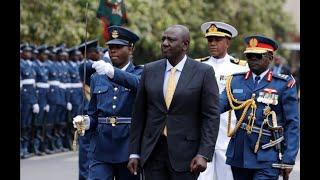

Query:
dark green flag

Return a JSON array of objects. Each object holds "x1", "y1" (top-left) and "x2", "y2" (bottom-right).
[{"x1": 96, "y1": 0, "x2": 128, "y2": 40}]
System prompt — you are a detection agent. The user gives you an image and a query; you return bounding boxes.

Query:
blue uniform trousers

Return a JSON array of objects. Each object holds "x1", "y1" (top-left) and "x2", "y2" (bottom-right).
[
  {"x1": 78, "y1": 131, "x2": 91, "y2": 180},
  {"x1": 88, "y1": 158, "x2": 138, "y2": 180},
  {"x1": 21, "y1": 103, "x2": 33, "y2": 128},
  {"x1": 55, "y1": 105, "x2": 69, "y2": 150},
  {"x1": 20, "y1": 103, "x2": 34, "y2": 156},
  {"x1": 231, "y1": 166, "x2": 279, "y2": 180}
]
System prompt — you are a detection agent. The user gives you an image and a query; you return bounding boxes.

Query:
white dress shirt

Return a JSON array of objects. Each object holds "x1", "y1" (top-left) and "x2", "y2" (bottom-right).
[
  {"x1": 252, "y1": 69, "x2": 269, "y2": 84},
  {"x1": 163, "y1": 55, "x2": 187, "y2": 96}
]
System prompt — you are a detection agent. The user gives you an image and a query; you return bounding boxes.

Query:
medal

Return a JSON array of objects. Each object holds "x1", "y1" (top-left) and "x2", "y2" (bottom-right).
[{"x1": 258, "y1": 88, "x2": 278, "y2": 105}]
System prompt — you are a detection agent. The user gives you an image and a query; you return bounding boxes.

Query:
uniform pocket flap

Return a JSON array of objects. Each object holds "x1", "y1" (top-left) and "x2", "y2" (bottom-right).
[{"x1": 92, "y1": 86, "x2": 109, "y2": 94}]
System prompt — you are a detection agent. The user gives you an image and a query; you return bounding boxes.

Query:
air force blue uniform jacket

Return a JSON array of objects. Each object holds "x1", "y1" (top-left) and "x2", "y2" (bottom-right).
[
  {"x1": 220, "y1": 70, "x2": 299, "y2": 169},
  {"x1": 87, "y1": 63, "x2": 143, "y2": 163}
]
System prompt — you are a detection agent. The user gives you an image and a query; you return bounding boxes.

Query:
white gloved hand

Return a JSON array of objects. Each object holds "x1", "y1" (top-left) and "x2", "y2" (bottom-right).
[
  {"x1": 32, "y1": 104, "x2": 40, "y2": 114},
  {"x1": 67, "y1": 102, "x2": 72, "y2": 111},
  {"x1": 44, "y1": 104, "x2": 50, "y2": 112},
  {"x1": 92, "y1": 60, "x2": 114, "y2": 78},
  {"x1": 73, "y1": 115, "x2": 90, "y2": 130}
]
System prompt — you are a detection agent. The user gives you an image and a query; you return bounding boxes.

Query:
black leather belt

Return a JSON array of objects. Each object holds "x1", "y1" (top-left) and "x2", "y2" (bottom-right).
[
  {"x1": 240, "y1": 123, "x2": 272, "y2": 136},
  {"x1": 98, "y1": 117, "x2": 131, "y2": 126}
]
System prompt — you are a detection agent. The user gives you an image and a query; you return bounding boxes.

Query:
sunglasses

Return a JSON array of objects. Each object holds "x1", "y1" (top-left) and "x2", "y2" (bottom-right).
[{"x1": 245, "y1": 53, "x2": 264, "y2": 60}]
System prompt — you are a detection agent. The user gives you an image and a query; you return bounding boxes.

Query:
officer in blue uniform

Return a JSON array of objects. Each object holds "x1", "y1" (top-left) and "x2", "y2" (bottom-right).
[
  {"x1": 68, "y1": 47, "x2": 83, "y2": 122},
  {"x1": 77, "y1": 39, "x2": 100, "y2": 180},
  {"x1": 30, "y1": 44, "x2": 38, "y2": 61},
  {"x1": 32, "y1": 45, "x2": 52, "y2": 155},
  {"x1": 56, "y1": 48, "x2": 72, "y2": 151},
  {"x1": 20, "y1": 44, "x2": 39, "y2": 158},
  {"x1": 46, "y1": 47, "x2": 64, "y2": 153},
  {"x1": 219, "y1": 35, "x2": 299, "y2": 180},
  {"x1": 73, "y1": 26, "x2": 142, "y2": 180}
]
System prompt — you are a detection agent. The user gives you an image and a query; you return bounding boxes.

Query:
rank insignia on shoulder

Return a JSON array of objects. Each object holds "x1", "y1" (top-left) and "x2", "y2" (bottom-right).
[
  {"x1": 230, "y1": 57, "x2": 247, "y2": 66},
  {"x1": 257, "y1": 88, "x2": 278, "y2": 105},
  {"x1": 287, "y1": 75, "x2": 296, "y2": 88},
  {"x1": 195, "y1": 56, "x2": 210, "y2": 62}
]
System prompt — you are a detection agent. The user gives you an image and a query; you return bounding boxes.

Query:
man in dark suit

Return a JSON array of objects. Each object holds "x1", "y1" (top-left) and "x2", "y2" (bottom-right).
[{"x1": 127, "y1": 24, "x2": 220, "y2": 180}]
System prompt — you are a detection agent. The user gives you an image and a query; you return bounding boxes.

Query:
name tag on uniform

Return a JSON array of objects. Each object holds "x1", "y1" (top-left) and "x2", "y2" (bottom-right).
[{"x1": 233, "y1": 89, "x2": 243, "y2": 93}]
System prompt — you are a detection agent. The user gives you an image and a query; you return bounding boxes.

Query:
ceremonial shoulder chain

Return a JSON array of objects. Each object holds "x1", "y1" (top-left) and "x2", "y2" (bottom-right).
[{"x1": 226, "y1": 76, "x2": 257, "y2": 137}]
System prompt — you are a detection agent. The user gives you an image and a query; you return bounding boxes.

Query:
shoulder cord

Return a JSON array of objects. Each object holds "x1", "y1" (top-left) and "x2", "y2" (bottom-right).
[{"x1": 226, "y1": 75, "x2": 257, "y2": 137}]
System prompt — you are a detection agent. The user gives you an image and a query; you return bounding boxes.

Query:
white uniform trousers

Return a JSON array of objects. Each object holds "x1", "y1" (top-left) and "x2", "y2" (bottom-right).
[{"x1": 197, "y1": 149, "x2": 233, "y2": 180}]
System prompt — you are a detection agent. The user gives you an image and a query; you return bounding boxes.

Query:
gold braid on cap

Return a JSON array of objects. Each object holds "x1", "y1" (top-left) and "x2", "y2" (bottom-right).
[{"x1": 226, "y1": 76, "x2": 257, "y2": 137}]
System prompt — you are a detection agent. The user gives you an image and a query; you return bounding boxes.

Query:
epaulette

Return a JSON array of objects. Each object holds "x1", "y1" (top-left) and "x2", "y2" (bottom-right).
[
  {"x1": 230, "y1": 58, "x2": 247, "y2": 66},
  {"x1": 273, "y1": 73, "x2": 290, "y2": 81},
  {"x1": 195, "y1": 56, "x2": 210, "y2": 62}
]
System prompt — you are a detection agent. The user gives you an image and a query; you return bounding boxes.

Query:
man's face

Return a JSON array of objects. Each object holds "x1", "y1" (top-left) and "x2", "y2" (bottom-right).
[
  {"x1": 22, "y1": 51, "x2": 32, "y2": 60},
  {"x1": 74, "y1": 54, "x2": 82, "y2": 61},
  {"x1": 246, "y1": 52, "x2": 273, "y2": 75},
  {"x1": 206, "y1": 36, "x2": 230, "y2": 58},
  {"x1": 108, "y1": 44, "x2": 132, "y2": 67},
  {"x1": 59, "y1": 54, "x2": 69, "y2": 61},
  {"x1": 38, "y1": 53, "x2": 48, "y2": 62},
  {"x1": 161, "y1": 27, "x2": 186, "y2": 60},
  {"x1": 87, "y1": 51, "x2": 100, "y2": 61}
]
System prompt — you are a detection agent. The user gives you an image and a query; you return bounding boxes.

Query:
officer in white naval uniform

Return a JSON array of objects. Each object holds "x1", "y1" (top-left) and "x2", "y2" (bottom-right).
[{"x1": 197, "y1": 21, "x2": 249, "y2": 180}]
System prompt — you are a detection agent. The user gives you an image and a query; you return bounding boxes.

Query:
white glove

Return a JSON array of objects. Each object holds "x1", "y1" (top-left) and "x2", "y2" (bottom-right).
[
  {"x1": 67, "y1": 102, "x2": 72, "y2": 111},
  {"x1": 44, "y1": 104, "x2": 50, "y2": 112},
  {"x1": 92, "y1": 60, "x2": 114, "y2": 78},
  {"x1": 73, "y1": 115, "x2": 90, "y2": 130},
  {"x1": 32, "y1": 104, "x2": 40, "y2": 114}
]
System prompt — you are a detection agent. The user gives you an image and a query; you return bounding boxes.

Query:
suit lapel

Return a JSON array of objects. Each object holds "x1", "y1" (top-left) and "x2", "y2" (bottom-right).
[
  {"x1": 156, "y1": 60, "x2": 167, "y2": 109},
  {"x1": 169, "y1": 57, "x2": 196, "y2": 109}
]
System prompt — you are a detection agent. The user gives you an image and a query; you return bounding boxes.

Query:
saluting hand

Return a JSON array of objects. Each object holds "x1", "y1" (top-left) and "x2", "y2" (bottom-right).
[
  {"x1": 190, "y1": 155, "x2": 207, "y2": 173},
  {"x1": 92, "y1": 60, "x2": 114, "y2": 78}
]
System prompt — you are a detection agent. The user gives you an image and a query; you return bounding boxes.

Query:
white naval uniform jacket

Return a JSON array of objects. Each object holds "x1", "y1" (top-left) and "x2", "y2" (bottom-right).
[{"x1": 203, "y1": 54, "x2": 249, "y2": 150}]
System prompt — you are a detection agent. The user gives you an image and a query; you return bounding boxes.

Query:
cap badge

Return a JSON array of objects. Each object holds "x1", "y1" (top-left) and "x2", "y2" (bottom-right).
[
  {"x1": 111, "y1": 30, "x2": 119, "y2": 38},
  {"x1": 249, "y1": 38, "x2": 258, "y2": 47},
  {"x1": 208, "y1": 24, "x2": 218, "y2": 33}
]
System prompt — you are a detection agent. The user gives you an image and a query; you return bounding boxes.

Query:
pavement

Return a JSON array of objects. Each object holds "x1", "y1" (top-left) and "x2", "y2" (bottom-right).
[
  {"x1": 20, "y1": 151, "x2": 78, "y2": 180},
  {"x1": 20, "y1": 150, "x2": 300, "y2": 180}
]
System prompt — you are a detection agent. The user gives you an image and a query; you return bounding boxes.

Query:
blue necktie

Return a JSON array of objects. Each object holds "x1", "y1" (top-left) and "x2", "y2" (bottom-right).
[{"x1": 254, "y1": 76, "x2": 261, "y2": 89}]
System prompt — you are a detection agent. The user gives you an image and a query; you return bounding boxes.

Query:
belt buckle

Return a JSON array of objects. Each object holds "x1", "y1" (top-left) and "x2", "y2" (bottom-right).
[{"x1": 108, "y1": 117, "x2": 117, "y2": 127}]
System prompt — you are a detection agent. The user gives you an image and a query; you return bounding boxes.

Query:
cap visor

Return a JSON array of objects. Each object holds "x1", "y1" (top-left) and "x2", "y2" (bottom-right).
[{"x1": 106, "y1": 39, "x2": 128, "y2": 46}]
